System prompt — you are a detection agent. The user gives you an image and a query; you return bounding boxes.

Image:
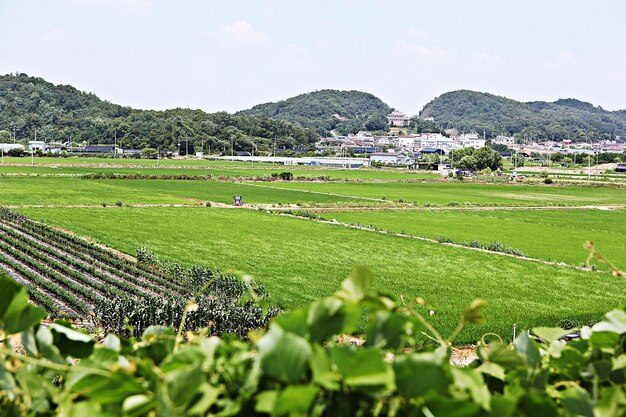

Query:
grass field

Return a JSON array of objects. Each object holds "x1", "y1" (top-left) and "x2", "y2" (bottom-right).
[
  {"x1": 0, "y1": 156, "x2": 247, "y2": 167},
  {"x1": 0, "y1": 176, "x2": 363, "y2": 206},
  {"x1": 0, "y1": 164, "x2": 439, "y2": 181},
  {"x1": 324, "y1": 209, "x2": 626, "y2": 270},
  {"x1": 265, "y1": 181, "x2": 626, "y2": 206},
  {"x1": 19, "y1": 206, "x2": 625, "y2": 344}
]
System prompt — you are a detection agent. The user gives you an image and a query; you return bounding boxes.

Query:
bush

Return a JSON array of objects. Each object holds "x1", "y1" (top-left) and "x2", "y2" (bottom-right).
[
  {"x1": 544, "y1": 178, "x2": 553, "y2": 184},
  {"x1": 1, "y1": 268, "x2": 626, "y2": 416}
]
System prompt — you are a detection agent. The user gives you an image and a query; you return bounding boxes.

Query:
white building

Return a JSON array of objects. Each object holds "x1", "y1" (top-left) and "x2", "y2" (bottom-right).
[
  {"x1": 396, "y1": 136, "x2": 417, "y2": 150},
  {"x1": 458, "y1": 133, "x2": 486, "y2": 149},
  {"x1": 386, "y1": 110, "x2": 410, "y2": 127},
  {"x1": 418, "y1": 134, "x2": 456, "y2": 151},
  {"x1": 493, "y1": 135, "x2": 515, "y2": 146},
  {"x1": 0, "y1": 143, "x2": 25, "y2": 152},
  {"x1": 370, "y1": 153, "x2": 414, "y2": 165},
  {"x1": 28, "y1": 141, "x2": 46, "y2": 151}
]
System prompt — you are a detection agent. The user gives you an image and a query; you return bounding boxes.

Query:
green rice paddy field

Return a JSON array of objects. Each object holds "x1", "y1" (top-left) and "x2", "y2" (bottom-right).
[
  {"x1": 0, "y1": 177, "x2": 358, "y2": 206},
  {"x1": 265, "y1": 181, "x2": 626, "y2": 206},
  {"x1": 0, "y1": 164, "x2": 438, "y2": 180},
  {"x1": 325, "y1": 209, "x2": 626, "y2": 270},
  {"x1": 20, "y1": 206, "x2": 625, "y2": 344},
  {"x1": 3, "y1": 158, "x2": 626, "y2": 344}
]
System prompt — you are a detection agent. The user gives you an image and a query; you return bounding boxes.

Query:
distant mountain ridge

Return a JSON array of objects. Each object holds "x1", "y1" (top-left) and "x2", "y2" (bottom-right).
[
  {"x1": 0, "y1": 73, "x2": 318, "y2": 151},
  {"x1": 419, "y1": 90, "x2": 626, "y2": 141},
  {"x1": 236, "y1": 89, "x2": 392, "y2": 135}
]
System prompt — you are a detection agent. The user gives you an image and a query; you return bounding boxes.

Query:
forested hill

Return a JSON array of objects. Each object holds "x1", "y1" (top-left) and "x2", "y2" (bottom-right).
[
  {"x1": 420, "y1": 90, "x2": 626, "y2": 141},
  {"x1": 236, "y1": 90, "x2": 392, "y2": 135},
  {"x1": 0, "y1": 73, "x2": 319, "y2": 153}
]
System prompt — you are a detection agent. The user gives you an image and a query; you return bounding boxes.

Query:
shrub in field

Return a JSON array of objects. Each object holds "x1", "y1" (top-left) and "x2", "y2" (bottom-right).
[{"x1": 1, "y1": 265, "x2": 626, "y2": 416}]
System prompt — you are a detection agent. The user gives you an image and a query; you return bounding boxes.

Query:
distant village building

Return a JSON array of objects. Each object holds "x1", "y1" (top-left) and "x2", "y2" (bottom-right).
[
  {"x1": 493, "y1": 135, "x2": 515, "y2": 146},
  {"x1": 0, "y1": 143, "x2": 25, "y2": 152},
  {"x1": 28, "y1": 141, "x2": 46, "y2": 152},
  {"x1": 370, "y1": 152, "x2": 414, "y2": 165},
  {"x1": 386, "y1": 110, "x2": 411, "y2": 127},
  {"x1": 458, "y1": 133, "x2": 486, "y2": 149}
]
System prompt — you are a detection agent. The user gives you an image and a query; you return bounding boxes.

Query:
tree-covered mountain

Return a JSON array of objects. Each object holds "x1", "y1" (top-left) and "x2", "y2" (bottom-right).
[
  {"x1": 0, "y1": 73, "x2": 319, "y2": 153},
  {"x1": 236, "y1": 90, "x2": 392, "y2": 135},
  {"x1": 419, "y1": 90, "x2": 626, "y2": 141}
]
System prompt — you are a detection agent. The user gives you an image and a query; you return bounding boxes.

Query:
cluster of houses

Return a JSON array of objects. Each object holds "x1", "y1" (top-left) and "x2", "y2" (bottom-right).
[{"x1": 316, "y1": 130, "x2": 487, "y2": 165}]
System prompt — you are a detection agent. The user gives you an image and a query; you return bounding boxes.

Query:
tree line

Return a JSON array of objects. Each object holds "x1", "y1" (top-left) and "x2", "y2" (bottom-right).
[{"x1": 0, "y1": 73, "x2": 319, "y2": 154}]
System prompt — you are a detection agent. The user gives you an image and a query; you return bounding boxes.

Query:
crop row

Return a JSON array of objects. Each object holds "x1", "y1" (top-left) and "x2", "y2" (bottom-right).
[
  {"x1": 0, "y1": 231, "x2": 117, "y2": 300},
  {"x1": 0, "y1": 214, "x2": 191, "y2": 318},
  {"x1": 0, "y1": 239, "x2": 97, "y2": 311},
  {"x1": 0, "y1": 250, "x2": 85, "y2": 316},
  {"x1": 0, "y1": 223, "x2": 157, "y2": 298},
  {"x1": 1, "y1": 218, "x2": 183, "y2": 293}
]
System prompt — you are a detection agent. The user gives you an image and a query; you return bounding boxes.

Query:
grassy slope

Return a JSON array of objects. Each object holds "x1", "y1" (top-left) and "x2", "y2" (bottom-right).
[
  {"x1": 19, "y1": 206, "x2": 625, "y2": 344},
  {"x1": 265, "y1": 182, "x2": 626, "y2": 206},
  {"x1": 326, "y1": 209, "x2": 626, "y2": 270}
]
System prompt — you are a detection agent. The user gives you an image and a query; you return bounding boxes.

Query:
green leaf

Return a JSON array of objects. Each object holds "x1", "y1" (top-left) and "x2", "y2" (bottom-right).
[
  {"x1": 462, "y1": 299, "x2": 486, "y2": 325},
  {"x1": 67, "y1": 400, "x2": 102, "y2": 417},
  {"x1": 335, "y1": 265, "x2": 372, "y2": 302},
  {"x1": 123, "y1": 394, "x2": 157, "y2": 417},
  {"x1": 273, "y1": 385, "x2": 319, "y2": 416},
  {"x1": 451, "y1": 367, "x2": 491, "y2": 410},
  {"x1": 310, "y1": 345, "x2": 340, "y2": 390},
  {"x1": 274, "y1": 306, "x2": 309, "y2": 338},
  {"x1": 513, "y1": 331, "x2": 541, "y2": 368},
  {"x1": 68, "y1": 371, "x2": 145, "y2": 405},
  {"x1": 366, "y1": 311, "x2": 419, "y2": 349},
  {"x1": 532, "y1": 327, "x2": 574, "y2": 343},
  {"x1": 254, "y1": 390, "x2": 278, "y2": 414},
  {"x1": 423, "y1": 398, "x2": 481, "y2": 417},
  {"x1": 0, "y1": 276, "x2": 47, "y2": 334},
  {"x1": 477, "y1": 362, "x2": 506, "y2": 381},
  {"x1": 331, "y1": 345, "x2": 394, "y2": 391},
  {"x1": 50, "y1": 323, "x2": 94, "y2": 358},
  {"x1": 103, "y1": 334, "x2": 121, "y2": 352},
  {"x1": 592, "y1": 310, "x2": 626, "y2": 334},
  {"x1": 559, "y1": 387, "x2": 594, "y2": 417},
  {"x1": 0, "y1": 362, "x2": 17, "y2": 401},
  {"x1": 477, "y1": 342, "x2": 523, "y2": 369},
  {"x1": 307, "y1": 297, "x2": 359, "y2": 343},
  {"x1": 393, "y1": 352, "x2": 449, "y2": 397},
  {"x1": 257, "y1": 324, "x2": 311, "y2": 383}
]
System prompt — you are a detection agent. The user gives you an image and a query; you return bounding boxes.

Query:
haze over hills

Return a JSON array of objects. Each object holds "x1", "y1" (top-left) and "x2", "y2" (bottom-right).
[
  {"x1": 420, "y1": 90, "x2": 626, "y2": 141},
  {"x1": 236, "y1": 90, "x2": 392, "y2": 136},
  {"x1": 0, "y1": 73, "x2": 318, "y2": 152}
]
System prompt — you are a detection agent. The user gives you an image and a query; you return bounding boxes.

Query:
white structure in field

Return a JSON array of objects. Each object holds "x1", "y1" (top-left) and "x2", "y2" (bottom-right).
[
  {"x1": 0, "y1": 143, "x2": 25, "y2": 152},
  {"x1": 386, "y1": 110, "x2": 410, "y2": 127}
]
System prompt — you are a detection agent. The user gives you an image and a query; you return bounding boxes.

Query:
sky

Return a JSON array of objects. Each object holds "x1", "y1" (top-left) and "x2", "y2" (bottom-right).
[{"x1": 1, "y1": 0, "x2": 626, "y2": 115}]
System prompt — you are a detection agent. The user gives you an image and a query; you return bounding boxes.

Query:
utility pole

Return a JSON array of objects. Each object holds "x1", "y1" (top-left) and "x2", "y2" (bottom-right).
[
  {"x1": 185, "y1": 135, "x2": 189, "y2": 158},
  {"x1": 114, "y1": 130, "x2": 117, "y2": 158},
  {"x1": 157, "y1": 147, "x2": 160, "y2": 168}
]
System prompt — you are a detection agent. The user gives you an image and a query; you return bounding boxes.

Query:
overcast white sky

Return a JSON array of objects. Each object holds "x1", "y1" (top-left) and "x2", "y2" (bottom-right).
[{"x1": 2, "y1": 0, "x2": 626, "y2": 114}]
